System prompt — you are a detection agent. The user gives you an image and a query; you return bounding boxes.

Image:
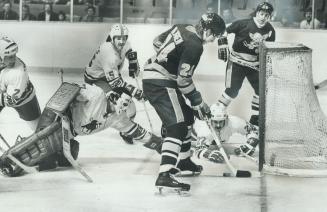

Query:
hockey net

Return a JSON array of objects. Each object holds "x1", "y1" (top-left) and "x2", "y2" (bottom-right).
[{"x1": 259, "y1": 42, "x2": 327, "y2": 177}]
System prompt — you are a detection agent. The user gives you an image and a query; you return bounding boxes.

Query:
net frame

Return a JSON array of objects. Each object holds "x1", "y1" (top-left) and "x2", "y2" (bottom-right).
[{"x1": 259, "y1": 42, "x2": 327, "y2": 177}]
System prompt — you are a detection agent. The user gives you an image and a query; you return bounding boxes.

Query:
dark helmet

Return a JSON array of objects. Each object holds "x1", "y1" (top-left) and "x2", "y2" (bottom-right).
[
  {"x1": 256, "y1": 2, "x2": 274, "y2": 15},
  {"x1": 200, "y1": 12, "x2": 226, "y2": 37}
]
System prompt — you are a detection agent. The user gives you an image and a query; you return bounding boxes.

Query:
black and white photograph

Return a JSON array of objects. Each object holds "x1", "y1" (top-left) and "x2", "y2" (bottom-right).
[{"x1": 1, "y1": 0, "x2": 327, "y2": 211}]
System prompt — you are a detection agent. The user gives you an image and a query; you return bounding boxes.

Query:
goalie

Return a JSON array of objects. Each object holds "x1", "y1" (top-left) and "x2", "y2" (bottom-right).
[
  {"x1": 192, "y1": 103, "x2": 259, "y2": 163},
  {"x1": 0, "y1": 83, "x2": 162, "y2": 177}
]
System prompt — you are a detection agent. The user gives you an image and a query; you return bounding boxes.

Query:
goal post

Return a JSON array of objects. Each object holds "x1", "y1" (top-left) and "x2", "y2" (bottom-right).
[{"x1": 259, "y1": 42, "x2": 327, "y2": 177}]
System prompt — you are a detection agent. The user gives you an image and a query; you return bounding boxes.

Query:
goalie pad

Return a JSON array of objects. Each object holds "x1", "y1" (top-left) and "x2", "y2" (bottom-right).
[
  {"x1": 0, "y1": 122, "x2": 63, "y2": 177},
  {"x1": 217, "y1": 36, "x2": 229, "y2": 62},
  {"x1": 46, "y1": 82, "x2": 80, "y2": 114}
]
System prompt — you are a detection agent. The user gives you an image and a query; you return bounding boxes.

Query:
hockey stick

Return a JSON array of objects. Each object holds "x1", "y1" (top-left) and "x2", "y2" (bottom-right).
[
  {"x1": 62, "y1": 116, "x2": 93, "y2": 183},
  {"x1": 315, "y1": 79, "x2": 327, "y2": 90},
  {"x1": 134, "y1": 77, "x2": 154, "y2": 133},
  {"x1": 0, "y1": 133, "x2": 11, "y2": 148},
  {"x1": 206, "y1": 119, "x2": 252, "y2": 177},
  {"x1": 59, "y1": 68, "x2": 64, "y2": 84}
]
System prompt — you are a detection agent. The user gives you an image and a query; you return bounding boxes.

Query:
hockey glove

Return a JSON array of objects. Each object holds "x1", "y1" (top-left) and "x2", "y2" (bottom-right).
[
  {"x1": 197, "y1": 145, "x2": 226, "y2": 163},
  {"x1": 106, "y1": 90, "x2": 121, "y2": 105},
  {"x1": 234, "y1": 138, "x2": 259, "y2": 156},
  {"x1": 127, "y1": 51, "x2": 140, "y2": 78},
  {"x1": 133, "y1": 88, "x2": 147, "y2": 101},
  {"x1": 192, "y1": 101, "x2": 211, "y2": 121},
  {"x1": 217, "y1": 36, "x2": 229, "y2": 62}
]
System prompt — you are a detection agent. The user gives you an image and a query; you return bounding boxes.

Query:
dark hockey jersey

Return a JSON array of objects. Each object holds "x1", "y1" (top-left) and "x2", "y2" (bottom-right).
[
  {"x1": 227, "y1": 18, "x2": 275, "y2": 69},
  {"x1": 144, "y1": 24, "x2": 204, "y2": 104}
]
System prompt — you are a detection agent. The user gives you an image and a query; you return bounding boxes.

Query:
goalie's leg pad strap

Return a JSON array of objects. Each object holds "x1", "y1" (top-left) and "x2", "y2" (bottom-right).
[{"x1": 7, "y1": 122, "x2": 63, "y2": 166}]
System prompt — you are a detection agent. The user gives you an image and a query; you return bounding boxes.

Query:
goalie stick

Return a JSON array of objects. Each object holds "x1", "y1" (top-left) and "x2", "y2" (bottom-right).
[
  {"x1": 206, "y1": 119, "x2": 252, "y2": 178},
  {"x1": 315, "y1": 79, "x2": 327, "y2": 90},
  {"x1": 134, "y1": 77, "x2": 154, "y2": 133},
  {"x1": 62, "y1": 116, "x2": 93, "y2": 183}
]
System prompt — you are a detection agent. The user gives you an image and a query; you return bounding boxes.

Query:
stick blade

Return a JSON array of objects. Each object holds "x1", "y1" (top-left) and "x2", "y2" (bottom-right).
[{"x1": 236, "y1": 170, "x2": 252, "y2": 178}]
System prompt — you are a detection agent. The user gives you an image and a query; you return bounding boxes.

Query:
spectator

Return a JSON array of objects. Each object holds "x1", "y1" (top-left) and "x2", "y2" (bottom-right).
[
  {"x1": 22, "y1": 4, "x2": 36, "y2": 21},
  {"x1": 37, "y1": 2, "x2": 59, "y2": 21},
  {"x1": 0, "y1": 1, "x2": 19, "y2": 20},
  {"x1": 58, "y1": 10, "x2": 66, "y2": 21},
  {"x1": 300, "y1": 8, "x2": 321, "y2": 29},
  {"x1": 79, "y1": 6, "x2": 101, "y2": 22},
  {"x1": 222, "y1": 8, "x2": 236, "y2": 24}
]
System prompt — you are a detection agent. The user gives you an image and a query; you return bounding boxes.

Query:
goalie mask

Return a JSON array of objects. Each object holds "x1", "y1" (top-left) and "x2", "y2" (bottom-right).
[
  {"x1": 199, "y1": 12, "x2": 226, "y2": 43},
  {"x1": 0, "y1": 36, "x2": 18, "y2": 68},
  {"x1": 107, "y1": 24, "x2": 129, "y2": 51},
  {"x1": 210, "y1": 103, "x2": 228, "y2": 130}
]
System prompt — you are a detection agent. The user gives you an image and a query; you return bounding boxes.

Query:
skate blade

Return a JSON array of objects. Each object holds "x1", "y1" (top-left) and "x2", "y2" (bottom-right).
[
  {"x1": 155, "y1": 186, "x2": 191, "y2": 197},
  {"x1": 174, "y1": 170, "x2": 202, "y2": 177}
]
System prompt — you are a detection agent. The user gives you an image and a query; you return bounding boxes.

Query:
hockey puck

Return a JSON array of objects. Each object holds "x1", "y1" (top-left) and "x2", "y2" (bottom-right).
[{"x1": 223, "y1": 172, "x2": 232, "y2": 177}]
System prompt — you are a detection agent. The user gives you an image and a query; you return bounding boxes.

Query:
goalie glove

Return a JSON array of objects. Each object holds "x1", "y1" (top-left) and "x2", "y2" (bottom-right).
[
  {"x1": 127, "y1": 51, "x2": 140, "y2": 78},
  {"x1": 217, "y1": 36, "x2": 229, "y2": 62}
]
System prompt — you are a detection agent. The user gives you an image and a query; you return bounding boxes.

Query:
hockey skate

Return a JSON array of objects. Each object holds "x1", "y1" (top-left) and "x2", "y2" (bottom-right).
[
  {"x1": 155, "y1": 171, "x2": 190, "y2": 196},
  {"x1": 173, "y1": 157, "x2": 203, "y2": 177}
]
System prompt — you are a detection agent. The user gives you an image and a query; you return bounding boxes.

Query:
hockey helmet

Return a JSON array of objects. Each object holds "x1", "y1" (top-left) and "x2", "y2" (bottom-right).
[
  {"x1": 200, "y1": 12, "x2": 226, "y2": 38},
  {"x1": 107, "y1": 24, "x2": 129, "y2": 50},
  {"x1": 255, "y1": 2, "x2": 274, "y2": 16},
  {"x1": 210, "y1": 103, "x2": 228, "y2": 129},
  {"x1": 0, "y1": 36, "x2": 18, "y2": 61},
  {"x1": 107, "y1": 24, "x2": 128, "y2": 41}
]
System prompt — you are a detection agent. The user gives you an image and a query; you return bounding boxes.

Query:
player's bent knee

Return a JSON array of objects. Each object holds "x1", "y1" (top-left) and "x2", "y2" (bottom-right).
[{"x1": 166, "y1": 122, "x2": 188, "y2": 140}]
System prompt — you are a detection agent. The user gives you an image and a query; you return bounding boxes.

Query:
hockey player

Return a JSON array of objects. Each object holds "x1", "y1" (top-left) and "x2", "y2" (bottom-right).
[
  {"x1": 0, "y1": 83, "x2": 162, "y2": 177},
  {"x1": 215, "y1": 2, "x2": 275, "y2": 126},
  {"x1": 0, "y1": 36, "x2": 41, "y2": 131},
  {"x1": 84, "y1": 23, "x2": 145, "y2": 144},
  {"x1": 192, "y1": 103, "x2": 259, "y2": 164},
  {"x1": 142, "y1": 12, "x2": 226, "y2": 192}
]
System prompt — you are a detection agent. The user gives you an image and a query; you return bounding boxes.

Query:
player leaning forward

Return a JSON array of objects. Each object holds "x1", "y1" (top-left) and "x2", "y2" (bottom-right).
[
  {"x1": 143, "y1": 13, "x2": 226, "y2": 192},
  {"x1": 84, "y1": 23, "x2": 146, "y2": 144},
  {"x1": 0, "y1": 82, "x2": 162, "y2": 177},
  {"x1": 0, "y1": 36, "x2": 41, "y2": 131},
  {"x1": 216, "y1": 2, "x2": 275, "y2": 127}
]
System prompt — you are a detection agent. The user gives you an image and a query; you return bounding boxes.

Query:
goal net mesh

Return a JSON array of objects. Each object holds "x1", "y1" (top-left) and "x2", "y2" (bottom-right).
[{"x1": 259, "y1": 42, "x2": 327, "y2": 176}]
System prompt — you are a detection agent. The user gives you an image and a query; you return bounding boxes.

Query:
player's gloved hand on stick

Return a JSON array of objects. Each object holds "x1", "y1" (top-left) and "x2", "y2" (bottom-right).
[
  {"x1": 106, "y1": 90, "x2": 121, "y2": 104},
  {"x1": 127, "y1": 51, "x2": 140, "y2": 78},
  {"x1": 217, "y1": 36, "x2": 229, "y2": 62},
  {"x1": 133, "y1": 89, "x2": 147, "y2": 101},
  {"x1": 192, "y1": 101, "x2": 211, "y2": 121}
]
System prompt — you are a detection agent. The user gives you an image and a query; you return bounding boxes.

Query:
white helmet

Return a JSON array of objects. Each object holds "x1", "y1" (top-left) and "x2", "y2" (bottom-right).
[
  {"x1": 210, "y1": 103, "x2": 228, "y2": 129},
  {"x1": 109, "y1": 24, "x2": 128, "y2": 41},
  {"x1": 0, "y1": 36, "x2": 18, "y2": 61}
]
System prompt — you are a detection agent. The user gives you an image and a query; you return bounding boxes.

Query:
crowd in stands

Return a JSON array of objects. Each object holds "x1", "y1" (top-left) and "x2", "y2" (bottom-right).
[{"x1": 0, "y1": 0, "x2": 327, "y2": 29}]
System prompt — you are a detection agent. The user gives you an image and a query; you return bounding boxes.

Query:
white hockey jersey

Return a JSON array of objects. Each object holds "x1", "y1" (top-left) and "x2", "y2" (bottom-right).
[
  {"x1": 71, "y1": 84, "x2": 134, "y2": 136},
  {"x1": 193, "y1": 116, "x2": 248, "y2": 144},
  {"x1": 0, "y1": 57, "x2": 35, "y2": 107},
  {"x1": 84, "y1": 41, "x2": 132, "y2": 82}
]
